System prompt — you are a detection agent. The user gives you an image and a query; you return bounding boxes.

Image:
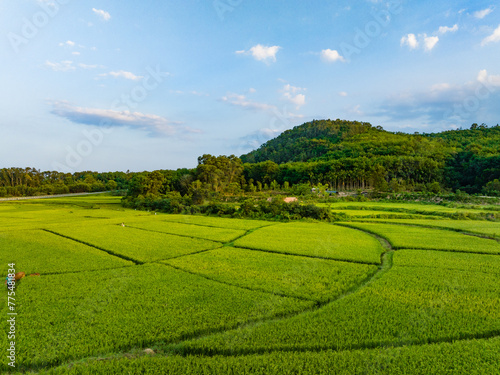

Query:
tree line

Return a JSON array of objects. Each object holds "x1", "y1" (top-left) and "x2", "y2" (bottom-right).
[{"x1": 2, "y1": 120, "x2": 500, "y2": 200}]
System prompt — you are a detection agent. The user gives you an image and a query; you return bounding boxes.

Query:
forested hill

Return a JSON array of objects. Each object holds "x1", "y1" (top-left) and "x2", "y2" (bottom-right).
[
  {"x1": 240, "y1": 119, "x2": 500, "y2": 193},
  {"x1": 241, "y1": 119, "x2": 500, "y2": 164},
  {"x1": 241, "y1": 120, "x2": 380, "y2": 164}
]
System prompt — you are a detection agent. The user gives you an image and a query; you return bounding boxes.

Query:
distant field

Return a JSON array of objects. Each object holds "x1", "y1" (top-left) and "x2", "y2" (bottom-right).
[
  {"x1": 1, "y1": 194, "x2": 499, "y2": 374},
  {"x1": 352, "y1": 218, "x2": 500, "y2": 238}
]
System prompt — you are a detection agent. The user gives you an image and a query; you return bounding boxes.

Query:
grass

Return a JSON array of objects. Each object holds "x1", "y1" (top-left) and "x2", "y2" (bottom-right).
[
  {"x1": 353, "y1": 218, "x2": 500, "y2": 238},
  {"x1": 1, "y1": 264, "x2": 311, "y2": 372},
  {"x1": 124, "y1": 217, "x2": 247, "y2": 242},
  {"x1": 1, "y1": 195, "x2": 499, "y2": 374},
  {"x1": 233, "y1": 222, "x2": 385, "y2": 264},
  {"x1": 174, "y1": 249, "x2": 500, "y2": 355},
  {"x1": 341, "y1": 222, "x2": 500, "y2": 254},
  {"x1": 48, "y1": 223, "x2": 223, "y2": 263},
  {"x1": 0, "y1": 229, "x2": 133, "y2": 274},
  {"x1": 164, "y1": 247, "x2": 378, "y2": 302}
]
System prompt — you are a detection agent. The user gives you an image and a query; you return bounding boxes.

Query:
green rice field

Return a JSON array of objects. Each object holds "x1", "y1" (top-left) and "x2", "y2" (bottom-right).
[{"x1": 1, "y1": 195, "x2": 499, "y2": 374}]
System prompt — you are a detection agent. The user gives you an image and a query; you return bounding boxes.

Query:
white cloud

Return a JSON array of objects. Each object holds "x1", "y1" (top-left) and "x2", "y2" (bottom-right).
[
  {"x1": 288, "y1": 94, "x2": 305, "y2": 108},
  {"x1": 92, "y1": 8, "x2": 111, "y2": 21},
  {"x1": 59, "y1": 40, "x2": 75, "y2": 47},
  {"x1": 339, "y1": 92, "x2": 348, "y2": 97},
  {"x1": 400, "y1": 34, "x2": 419, "y2": 49},
  {"x1": 283, "y1": 84, "x2": 305, "y2": 94},
  {"x1": 481, "y1": 24, "x2": 500, "y2": 46},
  {"x1": 101, "y1": 70, "x2": 144, "y2": 81},
  {"x1": 438, "y1": 24, "x2": 459, "y2": 34},
  {"x1": 401, "y1": 34, "x2": 438, "y2": 51},
  {"x1": 477, "y1": 69, "x2": 500, "y2": 87},
  {"x1": 424, "y1": 35, "x2": 439, "y2": 51},
  {"x1": 237, "y1": 44, "x2": 281, "y2": 63},
  {"x1": 72, "y1": 52, "x2": 81, "y2": 56},
  {"x1": 222, "y1": 93, "x2": 276, "y2": 112},
  {"x1": 45, "y1": 60, "x2": 75, "y2": 72},
  {"x1": 474, "y1": 7, "x2": 494, "y2": 19},
  {"x1": 321, "y1": 49, "x2": 346, "y2": 62},
  {"x1": 282, "y1": 84, "x2": 306, "y2": 109},
  {"x1": 50, "y1": 101, "x2": 198, "y2": 136}
]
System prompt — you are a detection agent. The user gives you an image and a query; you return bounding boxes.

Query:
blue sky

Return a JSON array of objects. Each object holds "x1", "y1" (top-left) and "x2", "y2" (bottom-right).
[{"x1": 1, "y1": 0, "x2": 499, "y2": 172}]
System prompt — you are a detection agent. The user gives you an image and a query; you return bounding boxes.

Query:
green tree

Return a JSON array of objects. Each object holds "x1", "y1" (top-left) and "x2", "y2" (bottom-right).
[{"x1": 483, "y1": 179, "x2": 500, "y2": 196}]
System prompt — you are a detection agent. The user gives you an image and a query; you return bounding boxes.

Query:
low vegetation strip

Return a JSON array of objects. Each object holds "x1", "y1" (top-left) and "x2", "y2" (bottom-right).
[
  {"x1": 49, "y1": 224, "x2": 222, "y2": 263},
  {"x1": 164, "y1": 248, "x2": 378, "y2": 302},
  {"x1": 340, "y1": 222, "x2": 500, "y2": 254},
  {"x1": 233, "y1": 222, "x2": 384, "y2": 264},
  {"x1": 0, "y1": 229, "x2": 133, "y2": 274},
  {"x1": 173, "y1": 257, "x2": 500, "y2": 356},
  {"x1": 1, "y1": 264, "x2": 312, "y2": 372}
]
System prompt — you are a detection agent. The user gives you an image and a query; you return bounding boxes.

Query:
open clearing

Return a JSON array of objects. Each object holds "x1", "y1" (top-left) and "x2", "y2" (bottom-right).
[{"x1": 1, "y1": 195, "x2": 499, "y2": 374}]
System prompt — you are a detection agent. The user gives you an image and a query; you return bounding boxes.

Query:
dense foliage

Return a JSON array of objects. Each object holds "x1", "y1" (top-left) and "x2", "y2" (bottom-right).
[{"x1": 242, "y1": 119, "x2": 500, "y2": 194}]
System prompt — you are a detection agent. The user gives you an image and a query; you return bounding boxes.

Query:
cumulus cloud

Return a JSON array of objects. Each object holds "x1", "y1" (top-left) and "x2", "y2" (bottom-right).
[
  {"x1": 45, "y1": 60, "x2": 75, "y2": 72},
  {"x1": 100, "y1": 70, "x2": 144, "y2": 81},
  {"x1": 477, "y1": 69, "x2": 500, "y2": 87},
  {"x1": 236, "y1": 44, "x2": 281, "y2": 63},
  {"x1": 92, "y1": 8, "x2": 111, "y2": 21},
  {"x1": 401, "y1": 33, "x2": 438, "y2": 51},
  {"x1": 321, "y1": 49, "x2": 346, "y2": 63},
  {"x1": 481, "y1": 24, "x2": 500, "y2": 46},
  {"x1": 282, "y1": 84, "x2": 306, "y2": 109},
  {"x1": 474, "y1": 7, "x2": 494, "y2": 19},
  {"x1": 424, "y1": 35, "x2": 439, "y2": 51},
  {"x1": 50, "y1": 101, "x2": 198, "y2": 136},
  {"x1": 400, "y1": 34, "x2": 419, "y2": 49},
  {"x1": 438, "y1": 24, "x2": 459, "y2": 34}
]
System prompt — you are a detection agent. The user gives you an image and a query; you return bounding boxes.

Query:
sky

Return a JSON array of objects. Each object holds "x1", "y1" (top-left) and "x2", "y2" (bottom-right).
[{"x1": 1, "y1": 0, "x2": 500, "y2": 172}]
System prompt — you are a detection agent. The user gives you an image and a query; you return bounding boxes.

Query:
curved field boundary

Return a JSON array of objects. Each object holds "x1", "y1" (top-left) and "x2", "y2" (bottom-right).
[
  {"x1": 350, "y1": 219, "x2": 500, "y2": 241},
  {"x1": 337, "y1": 223, "x2": 500, "y2": 256},
  {"x1": 163, "y1": 261, "x2": 318, "y2": 303},
  {"x1": 154, "y1": 228, "x2": 395, "y2": 354},
  {"x1": 232, "y1": 245, "x2": 380, "y2": 266},
  {"x1": 25, "y1": 225, "x2": 396, "y2": 373}
]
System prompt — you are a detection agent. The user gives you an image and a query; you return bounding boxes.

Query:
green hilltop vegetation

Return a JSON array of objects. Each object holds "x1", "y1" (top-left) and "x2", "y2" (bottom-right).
[{"x1": 241, "y1": 119, "x2": 500, "y2": 194}]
